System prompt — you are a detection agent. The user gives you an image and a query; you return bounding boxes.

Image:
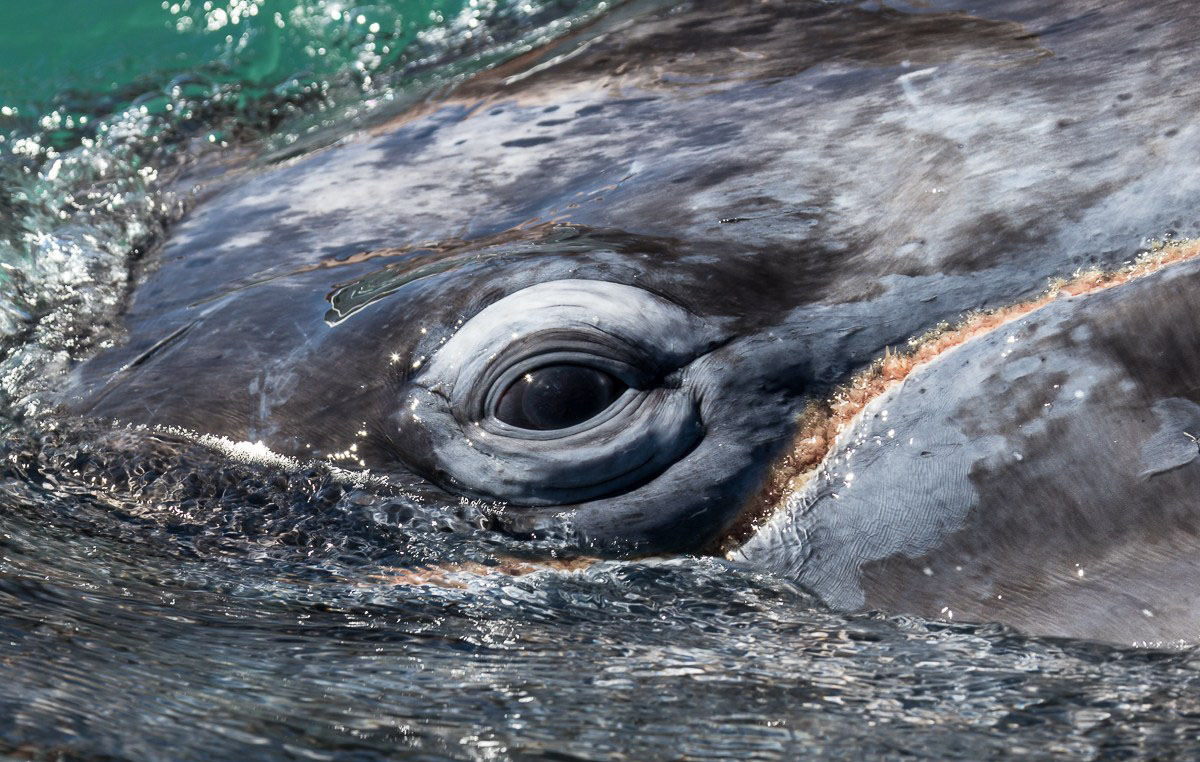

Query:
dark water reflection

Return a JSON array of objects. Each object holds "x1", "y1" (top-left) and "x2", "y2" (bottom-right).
[{"x1": 1, "y1": 427, "x2": 1199, "y2": 760}]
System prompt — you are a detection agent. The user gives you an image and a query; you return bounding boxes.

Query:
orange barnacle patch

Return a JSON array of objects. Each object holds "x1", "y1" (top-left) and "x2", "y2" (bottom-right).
[
  {"x1": 364, "y1": 557, "x2": 597, "y2": 588},
  {"x1": 715, "y1": 237, "x2": 1200, "y2": 555}
]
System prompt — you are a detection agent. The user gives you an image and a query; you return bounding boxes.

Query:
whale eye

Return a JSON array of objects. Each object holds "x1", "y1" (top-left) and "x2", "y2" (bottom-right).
[
  {"x1": 394, "y1": 280, "x2": 716, "y2": 508},
  {"x1": 495, "y1": 365, "x2": 627, "y2": 430}
]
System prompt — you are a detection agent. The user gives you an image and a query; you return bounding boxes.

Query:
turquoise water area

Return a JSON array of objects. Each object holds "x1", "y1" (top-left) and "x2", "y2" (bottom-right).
[{"x1": 0, "y1": 0, "x2": 594, "y2": 150}]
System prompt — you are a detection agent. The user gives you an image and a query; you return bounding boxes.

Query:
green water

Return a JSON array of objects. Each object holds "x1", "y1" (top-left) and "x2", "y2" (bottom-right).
[
  {"x1": 1, "y1": 0, "x2": 460, "y2": 107},
  {"x1": 0, "y1": 0, "x2": 600, "y2": 153}
]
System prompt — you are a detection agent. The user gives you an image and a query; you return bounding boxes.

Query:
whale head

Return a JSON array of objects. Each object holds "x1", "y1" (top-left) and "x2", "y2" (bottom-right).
[{"x1": 51, "y1": 0, "x2": 1200, "y2": 642}]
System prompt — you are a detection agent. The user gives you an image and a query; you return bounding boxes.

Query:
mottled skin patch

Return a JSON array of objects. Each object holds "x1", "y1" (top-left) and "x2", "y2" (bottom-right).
[
  {"x1": 737, "y1": 251, "x2": 1200, "y2": 645},
  {"x1": 729, "y1": 241, "x2": 1200, "y2": 552}
]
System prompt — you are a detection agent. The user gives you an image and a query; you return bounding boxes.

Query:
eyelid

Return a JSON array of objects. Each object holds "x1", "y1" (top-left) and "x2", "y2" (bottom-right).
[{"x1": 413, "y1": 280, "x2": 718, "y2": 409}]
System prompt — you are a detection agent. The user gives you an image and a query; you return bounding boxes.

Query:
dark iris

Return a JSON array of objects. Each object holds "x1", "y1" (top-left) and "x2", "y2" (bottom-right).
[{"x1": 495, "y1": 364, "x2": 626, "y2": 431}]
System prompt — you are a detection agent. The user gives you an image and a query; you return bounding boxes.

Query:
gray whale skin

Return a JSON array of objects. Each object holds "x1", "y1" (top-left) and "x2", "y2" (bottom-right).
[{"x1": 63, "y1": 0, "x2": 1200, "y2": 644}]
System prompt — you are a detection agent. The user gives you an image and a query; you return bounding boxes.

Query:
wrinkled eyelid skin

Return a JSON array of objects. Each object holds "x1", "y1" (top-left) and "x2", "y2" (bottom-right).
[
  {"x1": 388, "y1": 280, "x2": 723, "y2": 508},
  {"x1": 413, "y1": 279, "x2": 719, "y2": 403}
]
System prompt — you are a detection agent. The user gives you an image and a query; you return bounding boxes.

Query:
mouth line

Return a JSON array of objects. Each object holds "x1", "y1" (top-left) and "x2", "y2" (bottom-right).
[{"x1": 713, "y1": 237, "x2": 1200, "y2": 556}]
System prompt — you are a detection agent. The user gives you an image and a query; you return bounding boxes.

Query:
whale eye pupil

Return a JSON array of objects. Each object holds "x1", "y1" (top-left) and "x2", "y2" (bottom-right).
[{"x1": 495, "y1": 365, "x2": 626, "y2": 430}]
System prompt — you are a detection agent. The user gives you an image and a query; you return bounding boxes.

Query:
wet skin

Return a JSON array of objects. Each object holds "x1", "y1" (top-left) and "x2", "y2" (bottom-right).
[
  {"x1": 62, "y1": 0, "x2": 1200, "y2": 640},
  {"x1": 737, "y1": 255, "x2": 1200, "y2": 645}
]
